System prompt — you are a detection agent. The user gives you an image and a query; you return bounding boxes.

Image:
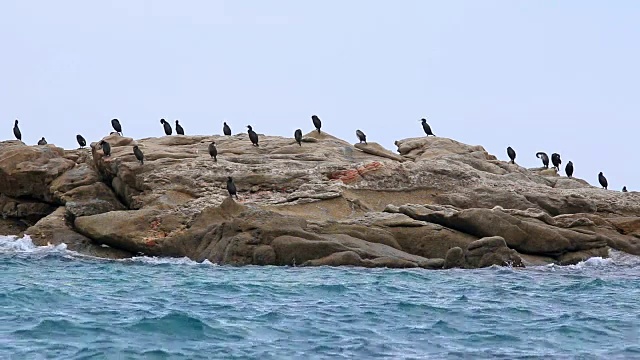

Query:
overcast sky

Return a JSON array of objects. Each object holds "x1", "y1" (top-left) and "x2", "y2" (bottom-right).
[{"x1": 1, "y1": 1, "x2": 638, "y2": 190}]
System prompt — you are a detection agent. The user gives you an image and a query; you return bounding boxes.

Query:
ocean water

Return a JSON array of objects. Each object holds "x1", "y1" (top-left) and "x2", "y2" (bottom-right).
[{"x1": 1, "y1": 235, "x2": 639, "y2": 360}]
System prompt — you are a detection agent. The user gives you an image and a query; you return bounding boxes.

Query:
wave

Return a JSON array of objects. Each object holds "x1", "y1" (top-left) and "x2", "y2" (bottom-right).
[{"x1": 0, "y1": 235, "x2": 69, "y2": 255}]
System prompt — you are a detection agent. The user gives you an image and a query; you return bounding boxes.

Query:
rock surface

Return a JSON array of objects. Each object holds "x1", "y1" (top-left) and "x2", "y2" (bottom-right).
[{"x1": 2, "y1": 130, "x2": 639, "y2": 268}]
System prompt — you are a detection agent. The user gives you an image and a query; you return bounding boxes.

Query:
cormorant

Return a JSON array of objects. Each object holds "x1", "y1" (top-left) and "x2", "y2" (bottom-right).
[
  {"x1": 565, "y1": 161, "x2": 574, "y2": 178},
  {"x1": 111, "y1": 119, "x2": 122, "y2": 135},
  {"x1": 223, "y1": 122, "x2": 232, "y2": 136},
  {"x1": 76, "y1": 134, "x2": 86, "y2": 148},
  {"x1": 507, "y1": 146, "x2": 516, "y2": 164},
  {"x1": 622, "y1": 186, "x2": 628, "y2": 193},
  {"x1": 175, "y1": 120, "x2": 184, "y2": 135},
  {"x1": 551, "y1": 153, "x2": 562, "y2": 171},
  {"x1": 133, "y1": 145, "x2": 144, "y2": 164},
  {"x1": 226, "y1": 176, "x2": 238, "y2": 199},
  {"x1": 99, "y1": 140, "x2": 111, "y2": 157},
  {"x1": 294, "y1": 129, "x2": 302, "y2": 146},
  {"x1": 356, "y1": 130, "x2": 367, "y2": 144},
  {"x1": 208, "y1": 141, "x2": 217, "y2": 162},
  {"x1": 13, "y1": 120, "x2": 21, "y2": 141},
  {"x1": 536, "y1": 152, "x2": 549, "y2": 168},
  {"x1": 160, "y1": 119, "x2": 172, "y2": 135},
  {"x1": 598, "y1": 172, "x2": 608, "y2": 190},
  {"x1": 37, "y1": 137, "x2": 47, "y2": 145},
  {"x1": 421, "y1": 118, "x2": 435, "y2": 136},
  {"x1": 247, "y1": 125, "x2": 259, "y2": 146},
  {"x1": 312, "y1": 115, "x2": 322, "y2": 133}
]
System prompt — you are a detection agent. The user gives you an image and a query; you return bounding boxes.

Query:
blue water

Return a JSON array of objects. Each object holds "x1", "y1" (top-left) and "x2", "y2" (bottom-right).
[{"x1": 1, "y1": 236, "x2": 639, "y2": 359}]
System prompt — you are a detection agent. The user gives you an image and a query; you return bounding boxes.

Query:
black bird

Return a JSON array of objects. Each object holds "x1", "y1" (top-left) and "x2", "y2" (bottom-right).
[
  {"x1": 507, "y1": 146, "x2": 516, "y2": 164},
  {"x1": 111, "y1": 119, "x2": 122, "y2": 135},
  {"x1": 294, "y1": 129, "x2": 302, "y2": 146},
  {"x1": 536, "y1": 152, "x2": 549, "y2": 168},
  {"x1": 160, "y1": 119, "x2": 172, "y2": 135},
  {"x1": 247, "y1": 125, "x2": 259, "y2": 147},
  {"x1": 598, "y1": 172, "x2": 608, "y2": 190},
  {"x1": 13, "y1": 120, "x2": 21, "y2": 141},
  {"x1": 37, "y1": 137, "x2": 47, "y2": 145},
  {"x1": 99, "y1": 140, "x2": 111, "y2": 157},
  {"x1": 421, "y1": 118, "x2": 435, "y2": 136},
  {"x1": 356, "y1": 130, "x2": 367, "y2": 144},
  {"x1": 226, "y1": 176, "x2": 238, "y2": 199},
  {"x1": 208, "y1": 141, "x2": 218, "y2": 162},
  {"x1": 622, "y1": 186, "x2": 628, "y2": 193},
  {"x1": 312, "y1": 115, "x2": 322, "y2": 133},
  {"x1": 133, "y1": 145, "x2": 144, "y2": 164},
  {"x1": 175, "y1": 120, "x2": 184, "y2": 135},
  {"x1": 223, "y1": 122, "x2": 232, "y2": 136},
  {"x1": 551, "y1": 153, "x2": 562, "y2": 171},
  {"x1": 565, "y1": 161, "x2": 574, "y2": 178},
  {"x1": 76, "y1": 134, "x2": 86, "y2": 148}
]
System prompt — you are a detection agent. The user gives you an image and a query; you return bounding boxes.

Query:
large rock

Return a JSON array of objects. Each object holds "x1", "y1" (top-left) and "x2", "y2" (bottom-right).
[{"x1": 3, "y1": 131, "x2": 640, "y2": 268}]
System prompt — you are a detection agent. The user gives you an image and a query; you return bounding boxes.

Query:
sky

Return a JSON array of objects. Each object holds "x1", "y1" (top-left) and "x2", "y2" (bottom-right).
[{"x1": 1, "y1": 1, "x2": 639, "y2": 190}]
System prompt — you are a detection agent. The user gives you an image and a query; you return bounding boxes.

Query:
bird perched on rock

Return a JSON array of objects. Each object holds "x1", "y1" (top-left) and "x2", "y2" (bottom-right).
[
  {"x1": 507, "y1": 147, "x2": 516, "y2": 164},
  {"x1": 536, "y1": 152, "x2": 549, "y2": 168},
  {"x1": 76, "y1": 134, "x2": 86, "y2": 148},
  {"x1": 247, "y1": 125, "x2": 259, "y2": 146},
  {"x1": 99, "y1": 140, "x2": 111, "y2": 157},
  {"x1": 175, "y1": 120, "x2": 184, "y2": 135},
  {"x1": 160, "y1": 119, "x2": 172, "y2": 135},
  {"x1": 294, "y1": 129, "x2": 302, "y2": 146},
  {"x1": 421, "y1": 118, "x2": 435, "y2": 136},
  {"x1": 223, "y1": 122, "x2": 232, "y2": 136},
  {"x1": 111, "y1": 119, "x2": 122, "y2": 135},
  {"x1": 312, "y1": 115, "x2": 322, "y2": 133},
  {"x1": 356, "y1": 130, "x2": 367, "y2": 144},
  {"x1": 551, "y1": 153, "x2": 561, "y2": 171},
  {"x1": 133, "y1": 145, "x2": 144, "y2": 164},
  {"x1": 37, "y1": 137, "x2": 47, "y2": 145},
  {"x1": 208, "y1": 141, "x2": 217, "y2": 162},
  {"x1": 565, "y1": 161, "x2": 574, "y2": 178},
  {"x1": 622, "y1": 186, "x2": 628, "y2": 193},
  {"x1": 13, "y1": 120, "x2": 21, "y2": 141},
  {"x1": 226, "y1": 176, "x2": 238, "y2": 199},
  {"x1": 598, "y1": 172, "x2": 608, "y2": 190}
]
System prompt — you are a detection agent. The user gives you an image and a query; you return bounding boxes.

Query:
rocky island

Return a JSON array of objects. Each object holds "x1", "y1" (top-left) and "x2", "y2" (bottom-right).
[{"x1": 1, "y1": 131, "x2": 639, "y2": 269}]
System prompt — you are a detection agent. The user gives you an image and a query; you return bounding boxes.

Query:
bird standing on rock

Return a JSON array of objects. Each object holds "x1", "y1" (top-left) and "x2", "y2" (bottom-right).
[
  {"x1": 208, "y1": 141, "x2": 218, "y2": 161},
  {"x1": 536, "y1": 152, "x2": 549, "y2": 168},
  {"x1": 76, "y1": 134, "x2": 86, "y2": 148},
  {"x1": 598, "y1": 172, "x2": 608, "y2": 190},
  {"x1": 226, "y1": 176, "x2": 238, "y2": 199},
  {"x1": 507, "y1": 147, "x2": 516, "y2": 164},
  {"x1": 247, "y1": 125, "x2": 259, "y2": 146},
  {"x1": 622, "y1": 186, "x2": 628, "y2": 192},
  {"x1": 99, "y1": 140, "x2": 111, "y2": 157},
  {"x1": 160, "y1": 119, "x2": 172, "y2": 135},
  {"x1": 175, "y1": 120, "x2": 184, "y2": 135},
  {"x1": 421, "y1": 118, "x2": 435, "y2": 136},
  {"x1": 133, "y1": 145, "x2": 144, "y2": 164},
  {"x1": 551, "y1": 153, "x2": 562, "y2": 171},
  {"x1": 356, "y1": 130, "x2": 367, "y2": 144},
  {"x1": 565, "y1": 161, "x2": 574, "y2": 178},
  {"x1": 312, "y1": 115, "x2": 322, "y2": 133},
  {"x1": 294, "y1": 129, "x2": 302, "y2": 146},
  {"x1": 223, "y1": 122, "x2": 232, "y2": 136},
  {"x1": 13, "y1": 120, "x2": 21, "y2": 141},
  {"x1": 111, "y1": 119, "x2": 123, "y2": 135},
  {"x1": 37, "y1": 137, "x2": 47, "y2": 145}
]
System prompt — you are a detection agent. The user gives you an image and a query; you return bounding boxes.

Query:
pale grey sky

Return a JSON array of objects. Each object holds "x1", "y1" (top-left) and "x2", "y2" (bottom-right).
[{"x1": 1, "y1": 1, "x2": 638, "y2": 190}]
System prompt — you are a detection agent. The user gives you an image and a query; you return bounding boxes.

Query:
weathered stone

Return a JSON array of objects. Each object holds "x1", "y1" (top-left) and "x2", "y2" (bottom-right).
[{"x1": 443, "y1": 247, "x2": 465, "y2": 269}]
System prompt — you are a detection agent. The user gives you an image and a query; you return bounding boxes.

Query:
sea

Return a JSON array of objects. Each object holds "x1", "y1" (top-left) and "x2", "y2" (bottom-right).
[{"x1": 0, "y1": 235, "x2": 639, "y2": 359}]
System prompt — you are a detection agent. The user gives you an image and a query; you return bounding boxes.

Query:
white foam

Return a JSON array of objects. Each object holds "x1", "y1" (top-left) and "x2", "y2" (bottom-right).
[
  {"x1": 0, "y1": 235, "x2": 68, "y2": 254},
  {"x1": 120, "y1": 255, "x2": 217, "y2": 266}
]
